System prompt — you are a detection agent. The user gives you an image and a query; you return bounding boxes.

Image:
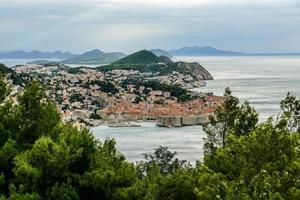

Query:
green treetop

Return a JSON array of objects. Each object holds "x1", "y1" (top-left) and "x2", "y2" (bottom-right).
[{"x1": 0, "y1": 82, "x2": 299, "y2": 199}]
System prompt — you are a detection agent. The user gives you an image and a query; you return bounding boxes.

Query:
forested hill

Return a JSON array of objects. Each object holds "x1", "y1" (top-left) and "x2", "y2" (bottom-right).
[
  {"x1": 110, "y1": 50, "x2": 162, "y2": 65},
  {"x1": 98, "y1": 50, "x2": 214, "y2": 80},
  {"x1": 0, "y1": 76, "x2": 299, "y2": 199}
]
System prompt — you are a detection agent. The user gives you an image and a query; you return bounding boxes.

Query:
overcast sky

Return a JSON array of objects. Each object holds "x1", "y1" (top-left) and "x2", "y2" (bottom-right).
[{"x1": 1, "y1": 0, "x2": 300, "y2": 53}]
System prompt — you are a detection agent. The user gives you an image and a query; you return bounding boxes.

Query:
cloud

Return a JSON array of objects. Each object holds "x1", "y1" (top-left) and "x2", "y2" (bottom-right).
[{"x1": 0, "y1": 0, "x2": 300, "y2": 52}]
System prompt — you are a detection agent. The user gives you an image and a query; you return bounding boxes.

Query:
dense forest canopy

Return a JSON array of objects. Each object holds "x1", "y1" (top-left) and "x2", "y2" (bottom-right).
[{"x1": 0, "y1": 77, "x2": 299, "y2": 199}]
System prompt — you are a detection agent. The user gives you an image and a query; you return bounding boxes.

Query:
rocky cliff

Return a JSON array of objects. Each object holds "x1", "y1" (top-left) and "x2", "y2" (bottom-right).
[{"x1": 175, "y1": 61, "x2": 214, "y2": 80}]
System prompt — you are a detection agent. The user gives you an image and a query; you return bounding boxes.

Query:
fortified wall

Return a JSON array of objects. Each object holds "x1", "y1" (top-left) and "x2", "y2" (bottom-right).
[{"x1": 156, "y1": 114, "x2": 211, "y2": 127}]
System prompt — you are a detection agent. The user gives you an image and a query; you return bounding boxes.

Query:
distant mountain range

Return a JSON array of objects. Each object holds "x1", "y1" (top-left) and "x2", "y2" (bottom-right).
[
  {"x1": 150, "y1": 49, "x2": 173, "y2": 58},
  {"x1": 169, "y1": 46, "x2": 243, "y2": 56},
  {"x1": 0, "y1": 50, "x2": 77, "y2": 59},
  {"x1": 0, "y1": 49, "x2": 126, "y2": 65},
  {"x1": 1, "y1": 47, "x2": 300, "y2": 66},
  {"x1": 61, "y1": 49, "x2": 126, "y2": 65}
]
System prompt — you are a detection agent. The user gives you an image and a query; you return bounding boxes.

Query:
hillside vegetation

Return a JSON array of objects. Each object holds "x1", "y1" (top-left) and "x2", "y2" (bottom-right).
[
  {"x1": 0, "y1": 63, "x2": 13, "y2": 74},
  {"x1": 97, "y1": 50, "x2": 213, "y2": 80},
  {"x1": 0, "y1": 63, "x2": 24, "y2": 85},
  {"x1": 98, "y1": 50, "x2": 172, "y2": 73},
  {"x1": 110, "y1": 50, "x2": 162, "y2": 65}
]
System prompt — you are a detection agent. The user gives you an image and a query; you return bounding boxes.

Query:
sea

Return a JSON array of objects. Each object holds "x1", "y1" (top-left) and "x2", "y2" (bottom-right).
[{"x1": 2, "y1": 56, "x2": 300, "y2": 163}]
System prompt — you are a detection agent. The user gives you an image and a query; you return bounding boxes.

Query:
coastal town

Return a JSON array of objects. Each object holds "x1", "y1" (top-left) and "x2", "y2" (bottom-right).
[
  {"x1": 1, "y1": 49, "x2": 223, "y2": 128},
  {"x1": 9, "y1": 60, "x2": 222, "y2": 128}
]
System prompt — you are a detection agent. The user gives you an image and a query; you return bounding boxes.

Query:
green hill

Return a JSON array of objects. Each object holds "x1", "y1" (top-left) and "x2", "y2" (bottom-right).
[
  {"x1": 97, "y1": 50, "x2": 213, "y2": 81},
  {"x1": 98, "y1": 50, "x2": 171, "y2": 72},
  {"x1": 111, "y1": 50, "x2": 161, "y2": 65}
]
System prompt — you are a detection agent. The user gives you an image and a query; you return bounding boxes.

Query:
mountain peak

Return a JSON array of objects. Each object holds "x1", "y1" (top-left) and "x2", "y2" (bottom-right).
[{"x1": 111, "y1": 50, "x2": 161, "y2": 65}]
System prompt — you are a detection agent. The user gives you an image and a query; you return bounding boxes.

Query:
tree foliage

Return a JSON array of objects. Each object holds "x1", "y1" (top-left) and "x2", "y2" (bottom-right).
[
  {"x1": 0, "y1": 81, "x2": 299, "y2": 199},
  {"x1": 279, "y1": 92, "x2": 300, "y2": 133},
  {"x1": 0, "y1": 77, "x2": 10, "y2": 104},
  {"x1": 203, "y1": 87, "x2": 258, "y2": 153}
]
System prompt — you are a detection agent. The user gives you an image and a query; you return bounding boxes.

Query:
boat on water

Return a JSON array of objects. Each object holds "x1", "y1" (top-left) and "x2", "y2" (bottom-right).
[{"x1": 108, "y1": 123, "x2": 141, "y2": 128}]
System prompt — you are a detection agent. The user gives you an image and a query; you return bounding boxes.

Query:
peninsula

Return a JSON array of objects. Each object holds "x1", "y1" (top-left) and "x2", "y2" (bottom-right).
[{"x1": 1, "y1": 50, "x2": 221, "y2": 127}]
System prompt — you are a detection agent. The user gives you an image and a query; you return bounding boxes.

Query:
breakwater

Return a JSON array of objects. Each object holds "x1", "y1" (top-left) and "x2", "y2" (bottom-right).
[{"x1": 156, "y1": 114, "x2": 210, "y2": 127}]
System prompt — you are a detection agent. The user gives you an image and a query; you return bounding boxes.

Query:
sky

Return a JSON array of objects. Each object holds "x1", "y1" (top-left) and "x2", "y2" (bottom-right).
[{"x1": 0, "y1": 0, "x2": 300, "y2": 53}]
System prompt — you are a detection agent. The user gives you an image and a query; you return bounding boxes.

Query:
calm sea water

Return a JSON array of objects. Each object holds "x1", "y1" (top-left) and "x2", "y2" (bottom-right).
[
  {"x1": 2, "y1": 57, "x2": 300, "y2": 162},
  {"x1": 178, "y1": 56, "x2": 300, "y2": 120},
  {"x1": 92, "y1": 123, "x2": 206, "y2": 162}
]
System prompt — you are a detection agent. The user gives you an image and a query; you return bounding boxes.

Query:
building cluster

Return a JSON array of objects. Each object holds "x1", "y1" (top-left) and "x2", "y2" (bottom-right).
[
  {"x1": 99, "y1": 96, "x2": 223, "y2": 123},
  {"x1": 13, "y1": 64, "x2": 223, "y2": 127},
  {"x1": 152, "y1": 71, "x2": 206, "y2": 89}
]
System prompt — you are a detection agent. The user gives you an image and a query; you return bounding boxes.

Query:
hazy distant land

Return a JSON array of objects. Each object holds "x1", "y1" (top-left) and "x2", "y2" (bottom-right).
[{"x1": 2, "y1": 46, "x2": 300, "y2": 66}]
